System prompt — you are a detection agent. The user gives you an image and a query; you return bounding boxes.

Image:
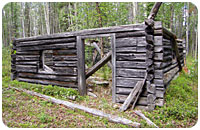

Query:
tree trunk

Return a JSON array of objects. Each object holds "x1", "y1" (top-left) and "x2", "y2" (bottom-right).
[
  {"x1": 170, "y1": 4, "x2": 174, "y2": 32},
  {"x1": 186, "y1": 2, "x2": 189, "y2": 56},
  {"x1": 43, "y1": 2, "x2": 50, "y2": 35}
]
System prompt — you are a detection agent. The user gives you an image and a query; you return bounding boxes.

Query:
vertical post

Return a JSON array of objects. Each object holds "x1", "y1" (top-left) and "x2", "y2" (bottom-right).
[
  {"x1": 77, "y1": 36, "x2": 86, "y2": 96},
  {"x1": 111, "y1": 34, "x2": 116, "y2": 103}
]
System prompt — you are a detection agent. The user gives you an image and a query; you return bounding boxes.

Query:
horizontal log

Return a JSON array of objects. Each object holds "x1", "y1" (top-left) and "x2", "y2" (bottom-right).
[
  {"x1": 116, "y1": 68, "x2": 146, "y2": 78},
  {"x1": 53, "y1": 49, "x2": 77, "y2": 55},
  {"x1": 154, "y1": 21, "x2": 162, "y2": 30},
  {"x1": 116, "y1": 53, "x2": 147, "y2": 61},
  {"x1": 116, "y1": 47, "x2": 136, "y2": 53},
  {"x1": 53, "y1": 67, "x2": 77, "y2": 75},
  {"x1": 154, "y1": 29, "x2": 163, "y2": 36},
  {"x1": 54, "y1": 61, "x2": 77, "y2": 67},
  {"x1": 17, "y1": 77, "x2": 77, "y2": 88},
  {"x1": 116, "y1": 31, "x2": 147, "y2": 38},
  {"x1": 154, "y1": 62, "x2": 162, "y2": 69},
  {"x1": 16, "y1": 65, "x2": 37, "y2": 73},
  {"x1": 16, "y1": 55, "x2": 40, "y2": 61},
  {"x1": 116, "y1": 61, "x2": 147, "y2": 69},
  {"x1": 16, "y1": 61, "x2": 38, "y2": 65},
  {"x1": 163, "y1": 62, "x2": 178, "y2": 73},
  {"x1": 116, "y1": 77, "x2": 144, "y2": 88},
  {"x1": 17, "y1": 42, "x2": 76, "y2": 51},
  {"x1": 164, "y1": 66, "x2": 179, "y2": 85},
  {"x1": 16, "y1": 50, "x2": 40, "y2": 55},
  {"x1": 17, "y1": 38, "x2": 76, "y2": 47},
  {"x1": 116, "y1": 37, "x2": 137, "y2": 47},
  {"x1": 154, "y1": 53, "x2": 163, "y2": 61},
  {"x1": 18, "y1": 72, "x2": 77, "y2": 82},
  {"x1": 53, "y1": 55, "x2": 77, "y2": 61},
  {"x1": 153, "y1": 79, "x2": 164, "y2": 87},
  {"x1": 116, "y1": 95, "x2": 164, "y2": 106},
  {"x1": 146, "y1": 35, "x2": 154, "y2": 43}
]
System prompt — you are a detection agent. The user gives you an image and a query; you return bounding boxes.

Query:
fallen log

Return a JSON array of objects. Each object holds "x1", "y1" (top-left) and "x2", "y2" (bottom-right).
[
  {"x1": 12, "y1": 87, "x2": 140, "y2": 127},
  {"x1": 133, "y1": 111, "x2": 159, "y2": 128}
]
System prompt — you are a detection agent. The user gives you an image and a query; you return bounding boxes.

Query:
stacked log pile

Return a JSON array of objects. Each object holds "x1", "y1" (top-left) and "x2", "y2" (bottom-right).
[{"x1": 11, "y1": 36, "x2": 78, "y2": 89}]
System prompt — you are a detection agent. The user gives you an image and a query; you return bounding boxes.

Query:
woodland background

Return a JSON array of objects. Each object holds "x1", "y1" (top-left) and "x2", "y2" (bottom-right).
[{"x1": 2, "y1": 2, "x2": 198, "y2": 58}]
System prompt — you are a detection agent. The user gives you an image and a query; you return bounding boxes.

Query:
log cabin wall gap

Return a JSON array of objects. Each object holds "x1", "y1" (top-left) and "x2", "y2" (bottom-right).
[{"x1": 11, "y1": 21, "x2": 185, "y2": 110}]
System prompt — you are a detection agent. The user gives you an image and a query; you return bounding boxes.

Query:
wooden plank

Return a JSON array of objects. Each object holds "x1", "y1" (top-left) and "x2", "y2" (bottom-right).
[
  {"x1": 77, "y1": 36, "x2": 86, "y2": 96},
  {"x1": 111, "y1": 34, "x2": 116, "y2": 103},
  {"x1": 116, "y1": 47, "x2": 137, "y2": 53},
  {"x1": 11, "y1": 87, "x2": 141, "y2": 128},
  {"x1": 17, "y1": 42, "x2": 76, "y2": 51},
  {"x1": 16, "y1": 51, "x2": 40, "y2": 55},
  {"x1": 154, "y1": 70, "x2": 163, "y2": 79},
  {"x1": 17, "y1": 37, "x2": 76, "y2": 47},
  {"x1": 116, "y1": 68, "x2": 146, "y2": 78},
  {"x1": 119, "y1": 81, "x2": 144, "y2": 112},
  {"x1": 86, "y1": 51, "x2": 111, "y2": 79},
  {"x1": 16, "y1": 61, "x2": 38, "y2": 65},
  {"x1": 53, "y1": 67, "x2": 77, "y2": 75}
]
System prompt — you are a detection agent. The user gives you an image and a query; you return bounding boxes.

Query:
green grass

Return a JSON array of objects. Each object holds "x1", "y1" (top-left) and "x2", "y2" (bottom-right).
[{"x1": 2, "y1": 47, "x2": 198, "y2": 128}]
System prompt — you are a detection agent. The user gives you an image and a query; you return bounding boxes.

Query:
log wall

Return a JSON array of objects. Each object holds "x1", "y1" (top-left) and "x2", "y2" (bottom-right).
[{"x1": 11, "y1": 36, "x2": 78, "y2": 89}]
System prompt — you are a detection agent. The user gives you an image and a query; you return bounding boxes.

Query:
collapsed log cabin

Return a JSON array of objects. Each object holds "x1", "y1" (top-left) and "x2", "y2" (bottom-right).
[{"x1": 11, "y1": 3, "x2": 185, "y2": 111}]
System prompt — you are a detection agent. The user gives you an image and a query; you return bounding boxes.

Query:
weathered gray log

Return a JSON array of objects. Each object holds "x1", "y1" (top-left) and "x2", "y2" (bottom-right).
[
  {"x1": 119, "y1": 81, "x2": 144, "y2": 112},
  {"x1": 116, "y1": 61, "x2": 147, "y2": 69},
  {"x1": 18, "y1": 72, "x2": 77, "y2": 82},
  {"x1": 133, "y1": 111, "x2": 159, "y2": 128},
  {"x1": 16, "y1": 55, "x2": 40, "y2": 61},
  {"x1": 53, "y1": 67, "x2": 77, "y2": 75},
  {"x1": 17, "y1": 42, "x2": 76, "y2": 51},
  {"x1": 116, "y1": 77, "x2": 143, "y2": 88},
  {"x1": 86, "y1": 51, "x2": 111, "y2": 79},
  {"x1": 154, "y1": 21, "x2": 162, "y2": 30},
  {"x1": 147, "y1": 2, "x2": 162, "y2": 20},
  {"x1": 116, "y1": 95, "x2": 164, "y2": 106},
  {"x1": 16, "y1": 65, "x2": 37, "y2": 73},
  {"x1": 116, "y1": 68, "x2": 146, "y2": 78},
  {"x1": 54, "y1": 61, "x2": 77, "y2": 67},
  {"x1": 53, "y1": 55, "x2": 77, "y2": 61},
  {"x1": 154, "y1": 36, "x2": 163, "y2": 46},
  {"x1": 77, "y1": 36, "x2": 86, "y2": 96},
  {"x1": 17, "y1": 37, "x2": 76, "y2": 47},
  {"x1": 16, "y1": 61, "x2": 38, "y2": 65},
  {"x1": 17, "y1": 77, "x2": 77, "y2": 88},
  {"x1": 53, "y1": 49, "x2": 77, "y2": 55},
  {"x1": 154, "y1": 70, "x2": 163, "y2": 79},
  {"x1": 11, "y1": 87, "x2": 141, "y2": 128},
  {"x1": 116, "y1": 31, "x2": 147, "y2": 38},
  {"x1": 164, "y1": 66, "x2": 179, "y2": 85},
  {"x1": 116, "y1": 53, "x2": 147, "y2": 61},
  {"x1": 116, "y1": 37, "x2": 137, "y2": 47}
]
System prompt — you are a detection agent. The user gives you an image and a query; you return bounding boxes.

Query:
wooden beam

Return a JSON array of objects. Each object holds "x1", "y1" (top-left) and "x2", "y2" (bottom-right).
[
  {"x1": 171, "y1": 38, "x2": 182, "y2": 71},
  {"x1": 77, "y1": 36, "x2": 86, "y2": 96},
  {"x1": 11, "y1": 87, "x2": 141, "y2": 128},
  {"x1": 85, "y1": 51, "x2": 112, "y2": 79}
]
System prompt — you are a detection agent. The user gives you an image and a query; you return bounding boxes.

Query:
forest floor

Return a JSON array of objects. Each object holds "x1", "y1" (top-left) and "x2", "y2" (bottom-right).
[{"x1": 2, "y1": 47, "x2": 198, "y2": 128}]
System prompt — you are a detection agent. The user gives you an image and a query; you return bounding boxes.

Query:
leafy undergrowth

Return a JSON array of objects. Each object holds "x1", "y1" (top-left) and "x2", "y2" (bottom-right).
[{"x1": 2, "y1": 47, "x2": 198, "y2": 128}]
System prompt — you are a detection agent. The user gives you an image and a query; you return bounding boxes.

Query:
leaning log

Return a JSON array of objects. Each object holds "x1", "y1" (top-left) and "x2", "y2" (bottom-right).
[
  {"x1": 12, "y1": 87, "x2": 140, "y2": 127},
  {"x1": 86, "y1": 51, "x2": 112, "y2": 79}
]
